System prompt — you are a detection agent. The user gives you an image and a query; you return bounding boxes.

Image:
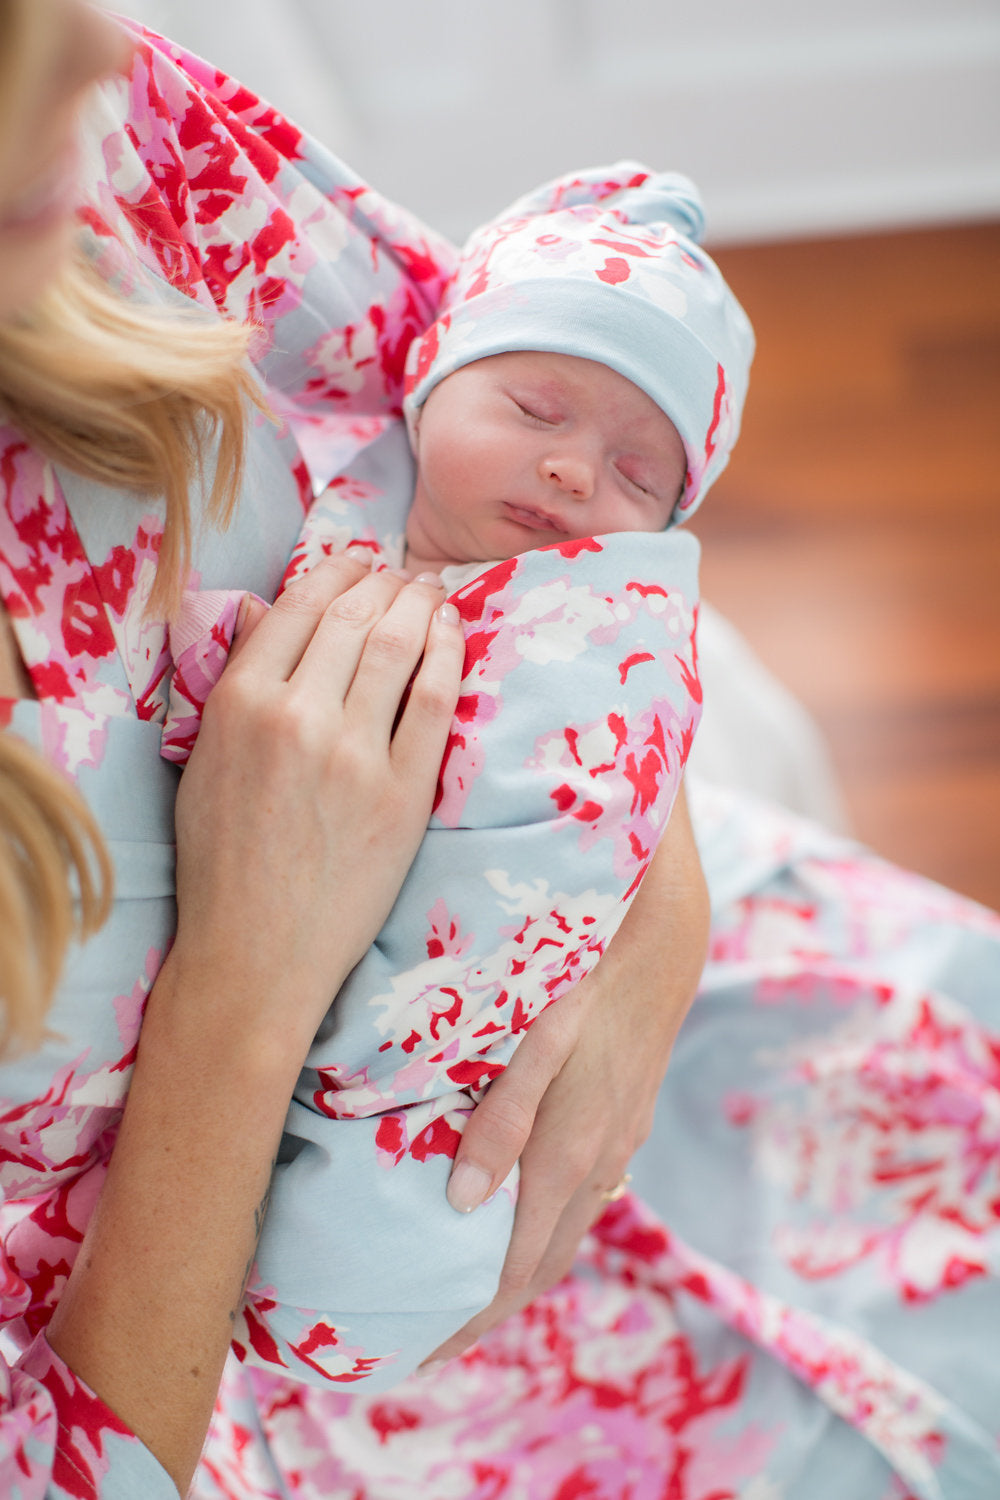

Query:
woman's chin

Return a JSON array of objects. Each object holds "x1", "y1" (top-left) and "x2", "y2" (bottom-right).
[{"x1": 0, "y1": 215, "x2": 75, "y2": 322}]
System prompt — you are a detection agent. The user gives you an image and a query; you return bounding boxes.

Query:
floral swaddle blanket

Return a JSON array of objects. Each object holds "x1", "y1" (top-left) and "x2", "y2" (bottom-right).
[
  {"x1": 162, "y1": 472, "x2": 702, "y2": 1387},
  {"x1": 152, "y1": 120, "x2": 748, "y2": 1394}
]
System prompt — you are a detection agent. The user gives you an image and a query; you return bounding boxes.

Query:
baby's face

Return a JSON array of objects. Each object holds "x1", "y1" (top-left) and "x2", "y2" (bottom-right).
[{"x1": 406, "y1": 351, "x2": 687, "y2": 572}]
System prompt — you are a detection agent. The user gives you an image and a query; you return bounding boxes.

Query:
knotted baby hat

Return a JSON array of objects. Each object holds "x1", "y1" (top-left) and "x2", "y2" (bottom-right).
[{"x1": 403, "y1": 163, "x2": 754, "y2": 522}]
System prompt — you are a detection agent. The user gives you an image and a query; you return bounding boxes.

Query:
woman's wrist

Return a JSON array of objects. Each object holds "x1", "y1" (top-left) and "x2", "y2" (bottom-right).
[
  {"x1": 601, "y1": 785, "x2": 708, "y2": 990},
  {"x1": 151, "y1": 940, "x2": 336, "y2": 1081}
]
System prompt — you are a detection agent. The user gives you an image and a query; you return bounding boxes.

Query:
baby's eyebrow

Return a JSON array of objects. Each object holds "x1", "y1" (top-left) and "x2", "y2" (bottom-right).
[
  {"x1": 510, "y1": 372, "x2": 569, "y2": 399},
  {"x1": 505, "y1": 380, "x2": 571, "y2": 416}
]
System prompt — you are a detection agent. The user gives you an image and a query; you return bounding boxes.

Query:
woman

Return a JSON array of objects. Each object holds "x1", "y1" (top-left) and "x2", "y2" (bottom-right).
[
  {"x1": 3, "y1": 6, "x2": 999, "y2": 1499},
  {"x1": 0, "y1": 2, "x2": 708, "y2": 1493}
]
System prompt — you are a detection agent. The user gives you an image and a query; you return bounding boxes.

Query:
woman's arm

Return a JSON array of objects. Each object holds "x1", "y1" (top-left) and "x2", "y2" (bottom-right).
[
  {"x1": 45, "y1": 558, "x2": 464, "y2": 1494},
  {"x1": 432, "y1": 780, "x2": 709, "y2": 1362}
]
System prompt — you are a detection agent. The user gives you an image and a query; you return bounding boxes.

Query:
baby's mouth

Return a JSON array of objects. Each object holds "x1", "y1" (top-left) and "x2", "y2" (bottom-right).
[{"x1": 502, "y1": 502, "x2": 569, "y2": 534}]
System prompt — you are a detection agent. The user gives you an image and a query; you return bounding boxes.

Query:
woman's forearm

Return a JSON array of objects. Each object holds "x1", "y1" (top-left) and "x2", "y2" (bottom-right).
[
  {"x1": 46, "y1": 952, "x2": 315, "y2": 1493},
  {"x1": 597, "y1": 781, "x2": 710, "y2": 1034}
]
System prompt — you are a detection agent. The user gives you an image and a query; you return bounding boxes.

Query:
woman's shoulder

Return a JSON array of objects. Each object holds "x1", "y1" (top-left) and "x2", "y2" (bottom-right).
[
  {"x1": 75, "y1": 21, "x2": 304, "y2": 320},
  {"x1": 78, "y1": 19, "x2": 456, "y2": 335}
]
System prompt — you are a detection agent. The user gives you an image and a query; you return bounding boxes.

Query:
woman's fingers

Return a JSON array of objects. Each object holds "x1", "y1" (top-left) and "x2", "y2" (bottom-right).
[
  {"x1": 222, "y1": 554, "x2": 379, "y2": 683},
  {"x1": 216, "y1": 565, "x2": 461, "y2": 772},
  {"x1": 430, "y1": 989, "x2": 610, "y2": 1365},
  {"x1": 332, "y1": 576, "x2": 453, "y2": 730},
  {"x1": 497, "y1": 1101, "x2": 632, "y2": 1300},
  {"x1": 225, "y1": 593, "x2": 270, "y2": 667},
  {"x1": 390, "y1": 600, "x2": 466, "y2": 774},
  {"x1": 426, "y1": 1117, "x2": 629, "y2": 1366},
  {"x1": 292, "y1": 566, "x2": 426, "y2": 702},
  {"x1": 446, "y1": 989, "x2": 580, "y2": 1214}
]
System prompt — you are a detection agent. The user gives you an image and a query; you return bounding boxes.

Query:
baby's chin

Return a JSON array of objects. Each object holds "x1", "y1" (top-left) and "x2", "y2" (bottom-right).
[
  {"x1": 403, "y1": 545, "x2": 469, "y2": 576},
  {"x1": 403, "y1": 535, "x2": 499, "y2": 577}
]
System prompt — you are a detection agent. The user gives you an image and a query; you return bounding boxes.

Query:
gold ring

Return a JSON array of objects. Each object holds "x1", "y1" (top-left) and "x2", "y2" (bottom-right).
[{"x1": 599, "y1": 1173, "x2": 632, "y2": 1204}]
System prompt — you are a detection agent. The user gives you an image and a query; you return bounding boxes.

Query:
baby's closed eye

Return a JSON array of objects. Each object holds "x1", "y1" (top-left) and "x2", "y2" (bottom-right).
[{"x1": 511, "y1": 396, "x2": 559, "y2": 425}]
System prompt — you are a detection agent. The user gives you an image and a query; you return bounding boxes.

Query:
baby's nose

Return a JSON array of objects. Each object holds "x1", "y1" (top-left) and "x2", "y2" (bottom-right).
[{"x1": 541, "y1": 453, "x2": 595, "y2": 498}]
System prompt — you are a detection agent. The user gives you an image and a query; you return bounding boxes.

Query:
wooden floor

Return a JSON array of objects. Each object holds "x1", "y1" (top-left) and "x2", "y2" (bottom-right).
[{"x1": 690, "y1": 221, "x2": 1000, "y2": 912}]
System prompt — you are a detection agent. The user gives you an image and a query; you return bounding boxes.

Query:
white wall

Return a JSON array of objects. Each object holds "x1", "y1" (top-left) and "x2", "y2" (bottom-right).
[{"x1": 118, "y1": 0, "x2": 1000, "y2": 245}]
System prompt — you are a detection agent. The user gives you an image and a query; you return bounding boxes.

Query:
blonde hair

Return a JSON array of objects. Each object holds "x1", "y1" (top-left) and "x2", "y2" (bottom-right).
[
  {"x1": 0, "y1": 734, "x2": 112, "y2": 1055},
  {"x1": 0, "y1": 0, "x2": 268, "y2": 1048},
  {"x1": 0, "y1": 0, "x2": 269, "y2": 617},
  {"x1": 0, "y1": 253, "x2": 266, "y2": 616}
]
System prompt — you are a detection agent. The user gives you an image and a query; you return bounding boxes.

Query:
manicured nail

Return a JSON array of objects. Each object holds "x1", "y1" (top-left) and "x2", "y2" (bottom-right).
[
  {"x1": 447, "y1": 1161, "x2": 492, "y2": 1213},
  {"x1": 388, "y1": 566, "x2": 412, "y2": 581},
  {"x1": 234, "y1": 594, "x2": 253, "y2": 634},
  {"x1": 414, "y1": 572, "x2": 445, "y2": 588},
  {"x1": 437, "y1": 601, "x2": 460, "y2": 625}
]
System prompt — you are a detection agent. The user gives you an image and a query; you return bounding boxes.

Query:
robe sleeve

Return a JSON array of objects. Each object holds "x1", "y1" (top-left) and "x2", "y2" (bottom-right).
[
  {"x1": 83, "y1": 20, "x2": 457, "y2": 489},
  {"x1": 1, "y1": 1335, "x2": 174, "y2": 1500}
]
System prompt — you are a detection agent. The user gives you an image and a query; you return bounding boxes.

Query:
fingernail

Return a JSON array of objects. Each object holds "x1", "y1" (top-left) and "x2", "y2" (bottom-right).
[
  {"x1": 234, "y1": 594, "x2": 252, "y2": 634},
  {"x1": 419, "y1": 1359, "x2": 448, "y2": 1376},
  {"x1": 447, "y1": 1161, "x2": 492, "y2": 1214},
  {"x1": 437, "y1": 601, "x2": 460, "y2": 625},
  {"x1": 414, "y1": 572, "x2": 445, "y2": 588},
  {"x1": 388, "y1": 566, "x2": 413, "y2": 581}
]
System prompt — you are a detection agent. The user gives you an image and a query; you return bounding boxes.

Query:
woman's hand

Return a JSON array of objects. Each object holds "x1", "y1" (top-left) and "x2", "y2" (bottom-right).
[
  {"x1": 429, "y1": 782, "x2": 709, "y2": 1364},
  {"x1": 49, "y1": 557, "x2": 465, "y2": 1494},
  {"x1": 173, "y1": 556, "x2": 465, "y2": 1057}
]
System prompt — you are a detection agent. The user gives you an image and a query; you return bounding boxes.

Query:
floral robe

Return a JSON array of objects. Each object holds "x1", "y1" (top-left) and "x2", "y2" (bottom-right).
[{"x1": 1, "y1": 22, "x2": 998, "y2": 1500}]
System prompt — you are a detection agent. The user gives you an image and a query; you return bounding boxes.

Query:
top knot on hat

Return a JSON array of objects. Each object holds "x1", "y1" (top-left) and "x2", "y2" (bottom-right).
[{"x1": 404, "y1": 163, "x2": 755, "y2": 522}]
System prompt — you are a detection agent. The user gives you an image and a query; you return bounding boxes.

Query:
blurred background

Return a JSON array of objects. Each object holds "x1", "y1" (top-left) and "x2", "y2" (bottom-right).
[{"x1": 118, "y1": 2, "x2": 1000, "y2": 908}]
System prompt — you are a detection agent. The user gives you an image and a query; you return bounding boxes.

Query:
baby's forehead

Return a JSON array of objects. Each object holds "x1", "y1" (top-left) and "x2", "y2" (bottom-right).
[
  {"x1": 466, "y1": 348, "x2": 640, "y2": 401},
  {"x1": 464, "y1": 349, "x2": 565, "y2": 380},
  {"x1": 482, "y1": 350, "x2": 561, "y2": 371}
]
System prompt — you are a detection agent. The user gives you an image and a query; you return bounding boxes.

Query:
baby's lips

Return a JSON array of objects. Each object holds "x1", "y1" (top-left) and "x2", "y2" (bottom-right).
[{"x1": 502, "y1": 501, "x2": 569, "y2": 533}]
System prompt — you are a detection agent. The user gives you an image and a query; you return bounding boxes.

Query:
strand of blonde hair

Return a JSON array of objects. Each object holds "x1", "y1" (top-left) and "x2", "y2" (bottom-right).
[
  {"x1": 0, "y1": 734, "x2": 112, "y2": 1055},
  {"x1": 0, "y1": 249, "x2": 269, "y2": 617}
]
